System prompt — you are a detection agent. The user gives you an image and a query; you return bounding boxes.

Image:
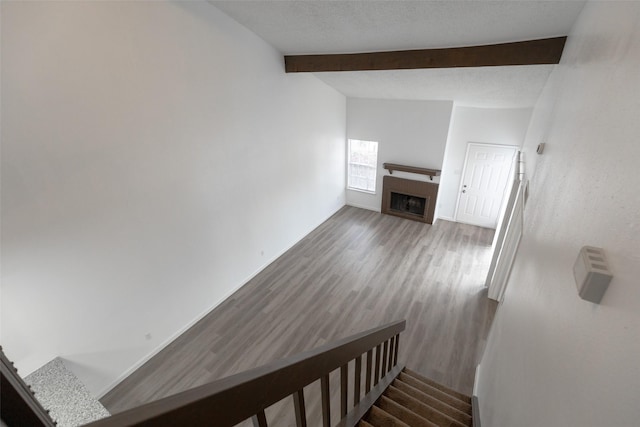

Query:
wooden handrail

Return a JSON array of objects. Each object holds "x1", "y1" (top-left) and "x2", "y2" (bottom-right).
[{"x1": 85, "y1": 320, "x2": 406, "y2": 427}]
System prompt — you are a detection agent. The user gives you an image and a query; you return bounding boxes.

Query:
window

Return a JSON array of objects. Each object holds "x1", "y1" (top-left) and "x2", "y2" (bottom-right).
[{"x1": 347, "y1": 139, "x2": 378, "y2": 193}]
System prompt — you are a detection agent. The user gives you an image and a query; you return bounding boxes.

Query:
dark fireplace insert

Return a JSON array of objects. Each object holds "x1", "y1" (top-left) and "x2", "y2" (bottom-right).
[{"x1": 390, "y1": 192, "x2": 426, "y2": 217}]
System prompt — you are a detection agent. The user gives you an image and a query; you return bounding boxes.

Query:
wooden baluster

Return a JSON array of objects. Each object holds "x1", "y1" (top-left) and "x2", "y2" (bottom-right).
[
  {"x1": 393, "y1": 334, "x2": 400, "y2": 367},
  {"x1": 365, "y1": 349, "x2": 373, "y2": 393},
  {"x1": 252, "y1": 411, "x2": 268, "y2": 427},
  {"x1": 321, "y1": 374, "x2": 331, "y2": 427},
  {"x1": 381, "y1": 340, "x2": 389, "y2": 377},
  {"x1": 293, "y1": 389, "x2": 307, "y2": 427},
  {"x1": 374, "y1": 344, "x2": 381, "y2": 385},
  {"x1": 388, "y1": 339, "x2": 392, "y2": 371},
  {"x1": 340, "y1": 363, "x2": 348, "y2": 417},
  {"x1": 354, "y1": 355, "x2": 362, "y2": 406}
]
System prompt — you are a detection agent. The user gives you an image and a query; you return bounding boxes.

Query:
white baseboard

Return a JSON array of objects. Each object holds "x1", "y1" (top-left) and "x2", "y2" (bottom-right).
[
  {"x1": 97, "y1": 301, "x2": 231, "y2": 397},
  {"x1": 472, "y1": 395, "x2": 481, "y2": 427},
  {"x1": 97, "y1": 204, "x2": 346, "y2": 398},
  {"x1": 473, "y1": 363, "x2": 481, "y2": 397},
  {"x1": 345, "y1": 202, "x2": 381, "y2": 212},
  {"x1": 472, "y1": 364, "x2": 482, "y2": 427}
]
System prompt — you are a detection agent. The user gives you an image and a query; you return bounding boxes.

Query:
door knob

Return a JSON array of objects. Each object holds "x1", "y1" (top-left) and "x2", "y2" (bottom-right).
[{"x1": 462, "y1": 190, "x2": 466, "y2": 193}]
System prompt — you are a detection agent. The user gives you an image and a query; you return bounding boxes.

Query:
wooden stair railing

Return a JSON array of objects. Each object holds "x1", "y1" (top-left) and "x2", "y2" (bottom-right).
[{"x1": 84, "y1": 320, "x2": 406, "y2": 427}]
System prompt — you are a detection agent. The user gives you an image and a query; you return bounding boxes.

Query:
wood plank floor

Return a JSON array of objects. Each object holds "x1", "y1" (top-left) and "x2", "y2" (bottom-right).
[{"x1": 101, "y1": 206, "x2": 497, "y2": 424}]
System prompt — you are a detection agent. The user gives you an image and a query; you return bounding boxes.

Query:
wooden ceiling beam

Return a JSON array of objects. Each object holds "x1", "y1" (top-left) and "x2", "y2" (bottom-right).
[{"x1": 284, "y1": 37, "x2": 567, "y2": 73}]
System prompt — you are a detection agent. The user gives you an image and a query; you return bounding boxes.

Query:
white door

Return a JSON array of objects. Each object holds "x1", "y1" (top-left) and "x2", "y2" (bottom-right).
[{"x1": 455, "y1": 143, "x2": 517, "y2": 228}]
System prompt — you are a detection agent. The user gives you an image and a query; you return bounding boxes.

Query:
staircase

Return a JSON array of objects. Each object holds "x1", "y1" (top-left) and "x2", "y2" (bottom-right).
[
  {"x1": 360, "y1": 368, "x2": 472, "y2": 427},
  {"x1": 3, "y1": 320, "x2": 476, "y2": 427}
]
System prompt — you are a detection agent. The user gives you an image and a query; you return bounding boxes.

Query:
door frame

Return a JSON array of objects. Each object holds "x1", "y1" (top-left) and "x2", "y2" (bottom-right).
[{"x1": 453, "y1": 142, "x2": 518, "y2": 227}]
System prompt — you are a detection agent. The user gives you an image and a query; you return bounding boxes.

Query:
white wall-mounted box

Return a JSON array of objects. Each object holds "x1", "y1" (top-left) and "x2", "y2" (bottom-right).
[{"x1": 573, "y1": 246, "x2": 613, "y2": 304}]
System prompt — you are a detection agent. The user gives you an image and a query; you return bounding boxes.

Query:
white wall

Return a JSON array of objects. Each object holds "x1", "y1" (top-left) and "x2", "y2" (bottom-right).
[
  {"x1": 0, "y1": 1, "x2": 346, "y2": 396},
  {"x1": 477, "y1": 2, "x2": 640, "y2": 426},
  {"x1": 437, "y1": 106, "x2": 532, "y2": 222},
  {"x1": 345, "y1": 98, "x2": 453, "y2": 211}
]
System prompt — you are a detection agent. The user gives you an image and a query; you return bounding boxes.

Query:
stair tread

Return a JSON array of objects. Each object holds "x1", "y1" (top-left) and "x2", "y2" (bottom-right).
[
  {"x1": 378, "y1": 395, "x2": 438, "y2": 427},
  {"x1": 367, "y1": 405, "x2": 412, "y2": 427},
  {"x1": 403, "y1": 369, "x2": 471, "y2": 404},
  {"x1": 359, "y1": 421, "x2": 375, "y2": 427},
  {"x1": 385, "y1": 385, "x2": 471, "y2": 427},
  {"x1": 24, "y1": 358, "x2": 110, "y2": 427},
  {"x1": 397, "y1": 373, "x2": 472, "y2": 415}
]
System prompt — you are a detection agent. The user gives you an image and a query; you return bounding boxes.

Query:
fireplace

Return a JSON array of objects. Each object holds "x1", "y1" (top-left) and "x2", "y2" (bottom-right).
[
  {"x1": 382, "y1": 176, "x2": 439, "y2": 224},
  {"x1": 390, "y1": 192, "x2": 426, "y2": 217}
]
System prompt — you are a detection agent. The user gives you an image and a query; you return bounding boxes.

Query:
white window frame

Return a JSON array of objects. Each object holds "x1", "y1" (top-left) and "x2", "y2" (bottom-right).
[{"x1": 347, "y1": 139, "x2": 378, "y2": 194}]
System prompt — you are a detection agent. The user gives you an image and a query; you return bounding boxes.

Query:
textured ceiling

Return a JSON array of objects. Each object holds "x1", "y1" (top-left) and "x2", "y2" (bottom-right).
[
  {"x1": 314, "y1": 66, "x2": 556, "y2": 108},
  {"x1": 210, "y1": 0, "x2": 586, "y2": 107}
]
